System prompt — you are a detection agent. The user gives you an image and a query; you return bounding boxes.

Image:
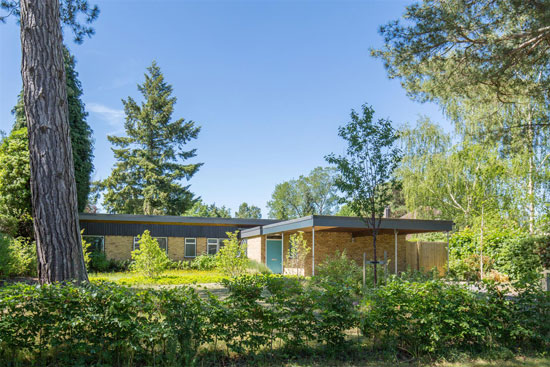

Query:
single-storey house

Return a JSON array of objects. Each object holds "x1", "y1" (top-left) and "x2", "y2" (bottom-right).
[{"x1": 79, "y1": 213, "x2": 453, "y2": 275}]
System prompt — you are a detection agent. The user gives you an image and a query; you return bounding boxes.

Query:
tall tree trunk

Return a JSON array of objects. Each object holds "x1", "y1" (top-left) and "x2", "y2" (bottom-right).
[
  {"x1": 527, "y1": 106, "x2": 535, "y2": 234},
  {"x1": 372, "y1": 213, "x2": 378, "y2": 285},
  {"x1": 20, "y1": 0, "x2": 88, "y2": 283}
]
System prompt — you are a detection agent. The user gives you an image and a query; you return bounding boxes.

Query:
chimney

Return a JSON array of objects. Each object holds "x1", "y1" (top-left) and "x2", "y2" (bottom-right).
[{"x1": 384, "y1": 206, "x2": 391, "y2": 218}]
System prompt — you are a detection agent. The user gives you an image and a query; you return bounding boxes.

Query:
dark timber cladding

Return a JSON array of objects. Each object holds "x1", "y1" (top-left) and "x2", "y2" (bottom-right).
[
  {"x1": 241, "y1": 215, "x2": 454, "y2": 237},
  {"x1": 78, "y1": 213, "x2": 279, "y2": 238}
]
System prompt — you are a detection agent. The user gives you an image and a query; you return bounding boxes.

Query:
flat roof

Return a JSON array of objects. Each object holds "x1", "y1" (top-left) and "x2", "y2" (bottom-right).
[
  {"x1": 79, "y1": 213, "x2": 279, "y2": 227},
  {"x1": 241, "y1": 215, "x2": 453, "y2": 238}
]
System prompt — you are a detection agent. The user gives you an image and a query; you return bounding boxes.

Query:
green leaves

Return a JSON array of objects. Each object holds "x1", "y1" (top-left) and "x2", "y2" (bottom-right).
[
  {"x1": 216, "y1": 231, "x2": 248, "y2": 277},
  {"x1": 130, "y1": 230, "x2": 170, "y2": 278},
  {"x1": 99, "y1": 61, "x2": 202, "y2": 215}
]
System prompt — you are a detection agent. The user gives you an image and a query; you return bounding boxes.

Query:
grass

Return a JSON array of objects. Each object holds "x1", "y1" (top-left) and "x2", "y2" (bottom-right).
[{"x1": 89, "y1": 269, "x2": 227, "y2": 286}]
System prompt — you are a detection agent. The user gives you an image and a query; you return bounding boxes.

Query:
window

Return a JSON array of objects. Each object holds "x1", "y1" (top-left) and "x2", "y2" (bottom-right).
[
  {"x1": 207, "y1": 238, "x2": 227, "y2": 255},
  {"x1": 185, "y1": 238, "x2": 197, "y2": 258},
  {"x1": 133, "y1": 236, "x2": 168, "y2": 253},
  {"x1": 83, "y1": 236, "x2": 104, "y2": 253}
]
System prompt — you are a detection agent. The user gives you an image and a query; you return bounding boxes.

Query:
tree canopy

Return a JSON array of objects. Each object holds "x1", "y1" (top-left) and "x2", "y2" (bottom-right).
[
  {"x1": 235, "y1": 202, "x2": 262, "y2": 219},
  {"x1": 98, "y1": 62, "x2": 202, "y2": 215},
  {"x1": 184, "y1": 200, "x2": 231, "y2": 218},
  {"x1": 267, "y1": 167, "x2": 339, "y2": 220}
]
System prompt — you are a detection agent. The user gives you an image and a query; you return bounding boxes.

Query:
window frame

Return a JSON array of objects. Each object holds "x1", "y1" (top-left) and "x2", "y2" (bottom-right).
[
  {"x1": 184, "y1": 238, "x2": 197, "y2": 258},
  {"x1": 133, "y1": 236, "x2": 168, "y2": 254},
  {"x1": 207, "y1": 238, "x2": 220, "y2": 256},
  {"x1": 82, "y1": 235, "x2": 104, "y2": 253}
]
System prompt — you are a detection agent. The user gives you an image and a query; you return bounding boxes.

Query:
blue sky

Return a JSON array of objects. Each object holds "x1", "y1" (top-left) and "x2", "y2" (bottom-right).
[{"x1": 0, "y1": 0, "x2": 449, "y2": 217}]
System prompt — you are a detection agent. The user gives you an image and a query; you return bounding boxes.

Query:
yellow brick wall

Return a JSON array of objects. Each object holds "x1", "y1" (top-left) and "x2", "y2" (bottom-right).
[
  {"x1": 277, "y1": 231, "x2": 408, "y2": 276},
  {"x1": 105, "y1": 235, "x2": 212, "y2": 262},
  {"x1": 105, "y1": 236, "x2": 133, "y2": 261},
  {"x1": 247, "y1": 236, "x2": 263, "y2": 263}
]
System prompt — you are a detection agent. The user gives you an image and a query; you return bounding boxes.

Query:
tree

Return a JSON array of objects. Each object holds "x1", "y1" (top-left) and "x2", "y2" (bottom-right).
[
  {"x1": 98, "y1": 62, "x2": 202, "y2": 215},
  {"x1": 373, "y1": 0, "x2": 550, "y2": 233},
  {"x1": 11, "y1": 46, "x2": 94, "y2": 213},
  {"x1": 285, "y1": 231, "x2": 310, "y2": 277},
  {"x1": 267, "y1": 167, "x2": 339, "y2": 219},
  {"x1": 399, "y1": 118, "x2": 513, "y2": 228},
  {"x1": 184, "y1": 200, "x2": 231, "y2": 218},
  {"x1": 235, "y1": 202, "x2": 262, "y2": 219},
  {"x1": 0, "y1": 128, "x2": 32, "y2": 238},
  {"x1": 130, "y1": 230, "x2": 170, "y2": 278},
  {"x1": 373, "y1": 0, "x2": 550, "y2": 102},
  {"x1": 216, "y1": 231, "x2": 248, "y2": 277},
  {"x1": 326, "y1": 104, "x2": 401, "y2": 285},
  {"x1": 13, "y1": 0, "x2": 99, "y2": 283}
]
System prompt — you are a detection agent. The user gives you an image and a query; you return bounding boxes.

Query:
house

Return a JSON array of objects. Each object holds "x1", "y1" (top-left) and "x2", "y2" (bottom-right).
[{"x1": 79, "y1": 213, "x2": 453, "y2": 275}]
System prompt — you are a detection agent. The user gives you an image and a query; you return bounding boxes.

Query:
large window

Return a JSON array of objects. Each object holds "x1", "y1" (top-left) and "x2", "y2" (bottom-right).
[
  {"x1": 207, "y1": 238, "x2": 222, "y2": 255},
  {"x1": 185, "y1": 238, "x2": 197, "y2": 258},
  {"x1": 83, "y1": 235, "x2": 104, "y2": 253},
  {"x1": 133, "y1": 236, "x2": 168, "y2": 253}
]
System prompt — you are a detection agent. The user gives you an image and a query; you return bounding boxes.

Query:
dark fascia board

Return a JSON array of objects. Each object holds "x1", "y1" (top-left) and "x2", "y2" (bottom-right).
[
  {"x1": 241, "y1": 215, "x2": 453, "y2": 238},
  {"x1": 78, "y1": 213, "x2": 280, "y2": 227}
]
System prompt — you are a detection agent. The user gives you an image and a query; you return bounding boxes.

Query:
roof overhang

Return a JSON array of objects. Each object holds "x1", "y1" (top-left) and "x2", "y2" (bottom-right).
[
  {"x1": 78, "y1": 213, "x2": 279, "y2": 228},
  {"x1": 241, "y1": 215, "x2": 454, "y2": 238}
]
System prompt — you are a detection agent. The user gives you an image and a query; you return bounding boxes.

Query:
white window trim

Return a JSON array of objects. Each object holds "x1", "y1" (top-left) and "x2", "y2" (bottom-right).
[
  {"x1": 133, "y1": 236, "x2": 168, "y2": 254},
  {"x1": 207, "y1": 238, "x2": 220, "y2": 256},
  {"x1": 185, "y1": 238, "x2": 197, "y2": 258},
  {"x1": 83, "y1": 235, "x2": 105, "y2": 253}
]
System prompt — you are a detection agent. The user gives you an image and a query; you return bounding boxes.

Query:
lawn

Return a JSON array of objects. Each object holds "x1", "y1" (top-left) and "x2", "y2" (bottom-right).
[{"x1": 89, "y1": 269, "x2": 227, "y2": 286}]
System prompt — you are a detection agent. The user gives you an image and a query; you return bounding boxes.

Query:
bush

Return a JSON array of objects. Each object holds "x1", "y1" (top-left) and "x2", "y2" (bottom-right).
[
  {"x1": 130, "y1": 230, "x2": 170, "y2": 277},
  {"x1": 190, "y1": 254, "x2": 217, "y2": 270},
  {"x1": 246, "y1": 259, "x2": 271, "y2": 274},
  {"x1": 0, "y1": 234, "x2": 36, "y2": 278},
  {"x1": 499, "y1": 235, "x2": 549, "y2": 283},
  {"x1": 88, "y1": 251, "x2": 111, "y2": 272},
  {"x1": 314, "y1": 250, "x2": 362, "y2": 292},
  {"x1": 216, "y1": 231, "x2": 248, "y2": 277}
]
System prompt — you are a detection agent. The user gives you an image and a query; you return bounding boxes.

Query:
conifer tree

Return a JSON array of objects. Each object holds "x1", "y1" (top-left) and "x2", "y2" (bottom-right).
[{"x1": 99, "y1": 62, "x2": 202, "y2": 215}]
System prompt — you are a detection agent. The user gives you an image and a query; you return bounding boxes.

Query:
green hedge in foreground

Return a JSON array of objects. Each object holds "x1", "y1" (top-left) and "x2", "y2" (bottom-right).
[{"x1": 0, "y1": 275, "x2": 548, "y2": 366}]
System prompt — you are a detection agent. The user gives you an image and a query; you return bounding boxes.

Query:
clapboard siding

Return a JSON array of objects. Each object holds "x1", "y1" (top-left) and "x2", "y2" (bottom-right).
[{"x1": 80, "y1": 221, "x2": 240, "y2": 238}]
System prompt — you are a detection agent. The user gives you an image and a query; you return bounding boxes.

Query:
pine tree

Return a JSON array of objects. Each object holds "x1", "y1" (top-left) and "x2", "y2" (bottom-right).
[
  {"x1": 99, "y1": 62, "x2": 202, "y2": 215},
  {"x1": 11, "y1": 46, "x2": 94, "y2": 213}
]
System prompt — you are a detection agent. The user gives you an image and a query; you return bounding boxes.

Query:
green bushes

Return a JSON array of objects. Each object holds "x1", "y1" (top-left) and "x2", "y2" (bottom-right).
[
  {"x1": 0, "y1": 276, "x2": 548, "y2": 365},
  {"x1": 0, "y1": 234, "x2": 36, "y2": 278},
  {"x1": 130, "y1": 230, "x2": 170, "y2": 277},
  {"x1": 361, "y1": 279, "x2": 550, "y2": 358}
]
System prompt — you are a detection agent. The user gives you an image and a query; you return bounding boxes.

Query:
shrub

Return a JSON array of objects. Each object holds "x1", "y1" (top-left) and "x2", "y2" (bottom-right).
[
  {"x1": 499, "y1": 235, "x2": 547, "y2": 282},
  {"x1": 314, "y1": 250, "x2": 362, "y2": 292},
  {"x1": 285, "y1": 231, "x2": 310, "y2": 276},
  {"x1": 246, "y1": 259, "x2": 271, "y2": 274},
  {"x1": 216, "y1": 231, "x2": 248, "y2": 277},
  {"x1": 130, "y1": 230, "x2": 170, "y2": 277},
  {"x1": 88, "y1": 251, "x2": 111, "y2": 272},
  {"x1": 0, "y1": 234, "x2": 36, "y2": 278},
  {"x1": 190, "y1": 254, "x2": 217, "y2": 270}
]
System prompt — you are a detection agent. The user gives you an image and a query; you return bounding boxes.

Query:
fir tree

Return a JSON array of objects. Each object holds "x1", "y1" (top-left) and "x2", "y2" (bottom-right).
[{"x1": 99, "y1": 62, "x2": 202, "y2": 215}]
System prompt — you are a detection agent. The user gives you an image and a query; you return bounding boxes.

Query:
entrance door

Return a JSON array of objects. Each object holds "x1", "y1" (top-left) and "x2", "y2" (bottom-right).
[{"x1": 266, "y1": 239, "x2": 282, "y2": 274}]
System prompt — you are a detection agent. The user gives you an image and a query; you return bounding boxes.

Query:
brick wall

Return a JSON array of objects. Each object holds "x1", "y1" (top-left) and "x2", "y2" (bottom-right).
[
  {"x1": 247, "y1": 236, "x2": 262, "y2": 263},
  {"x1": 105, "y1": 235, "x2": 212, "y2": 261},
  {"x1": 277, "y1": 230, "x2": 408, "y2": 276}
]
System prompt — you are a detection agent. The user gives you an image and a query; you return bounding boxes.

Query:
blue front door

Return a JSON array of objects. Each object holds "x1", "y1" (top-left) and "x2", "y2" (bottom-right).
[{"x1": 266, "y1": 239, "x2": 282, "y2": 274}]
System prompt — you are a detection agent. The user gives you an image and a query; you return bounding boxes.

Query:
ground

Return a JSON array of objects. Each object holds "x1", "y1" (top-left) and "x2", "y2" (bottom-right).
[{"x1": 89, "y1": 269, "x2": 227, "y2": 286}]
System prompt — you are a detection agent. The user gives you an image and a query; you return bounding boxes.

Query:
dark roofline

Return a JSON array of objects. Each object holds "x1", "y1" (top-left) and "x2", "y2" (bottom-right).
[
  {"x1": 241, "y1": 215, "x2": 454, "y2": 238},
  {"x1": 78, "y1": 213, "x2": 279, "y2": 227}
]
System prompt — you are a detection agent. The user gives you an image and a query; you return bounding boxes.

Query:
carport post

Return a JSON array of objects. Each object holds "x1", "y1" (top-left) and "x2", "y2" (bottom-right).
[
  {"x1": 394, "y1": 229, "x2": 398, "y2": 275},
  {"x1": 312, "y1": 226, "x2": 315, "y2": 276},
  {"x1": 446, "y1": 231, "x2": 450, "y2": 274},
  {"x1": 281, "y1": 232, "x2": 284, "y2": 275}
]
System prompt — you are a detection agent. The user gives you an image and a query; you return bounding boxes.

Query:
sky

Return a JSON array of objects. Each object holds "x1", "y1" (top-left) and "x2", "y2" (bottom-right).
[{"x1": 0, "y1": 0, "x2": 450, "y2": 217}]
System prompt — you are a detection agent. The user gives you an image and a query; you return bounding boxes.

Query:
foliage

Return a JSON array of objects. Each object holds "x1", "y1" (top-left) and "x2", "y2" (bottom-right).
[
  {"x1": 216, "y1": 231, "x2": 248, "y2": 277},
  {"x1": 285, "y1": 231, "x2": 310, "y2": 276},
  {"x1": 235, "y1": 202, "x2": 262, "y2": 219},
  {"x1": 267, "y1": 166, "x2": 339, "y2": 219},
  {"x1": 361, "y1": 279, "x2": 550, "y2": 358},
  {"x1": 246, "y1": 259, "x2": 271, "y2": 274},
  {"x1": 80, "y1": 230, "x2": 91, "y2": 269},
  {"x1": 90, "y1": 270, "x2": 226, "y2": 286},
  {"x1": 0, "y1": 128, "x2": 32, "y2": 238},
  {"x1": 326, "y1": 103, "x2": 401, "y2": 284},
  {"x1": 0, "y1": 234, "x2": 36, "y2": 278},
  {"x1": 314, "y1": 250, "x2": 362, "y2": 293},
  {"x1": 499, "y1": 235, "x2": 550, "y2": 283},
  {"x1": 130, "y1": 230, "x2": 170, "y2": 277},
  {"x1": 184, "y1": 199, "x2": 231, "y2": 218},
  {"x1": 98, "y1": 62, "x2": 202, "y2": 215},
  {"x1": 0, "y1": 276, "x2": 548, "y2": 364},
  {"x1": 1, "y1": 0, "x2": 100, "y2": 44},
  {"x1": 190, "y1": 254, "x2": 218, "y2": 270}
]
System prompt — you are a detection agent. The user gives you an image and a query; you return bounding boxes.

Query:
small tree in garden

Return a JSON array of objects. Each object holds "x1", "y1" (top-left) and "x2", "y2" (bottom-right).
[
  {"x1": 286, "y1": 231, "x2": 310, "y2": 276},
  {"x1": 131, "y1": 230, "x2": 170, "y2": 277},
  {"x1": 326, "y1": 104, "x2": 401, "y2": 285},
  {"x1": 216, "y1": 231, "x2": 248, "y2": 277}
]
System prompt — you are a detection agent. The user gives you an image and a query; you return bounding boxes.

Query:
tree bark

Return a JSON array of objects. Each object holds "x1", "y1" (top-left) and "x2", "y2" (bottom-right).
[{"x1": 20, "y1": 0, "x2": 88, "y2": 283}]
